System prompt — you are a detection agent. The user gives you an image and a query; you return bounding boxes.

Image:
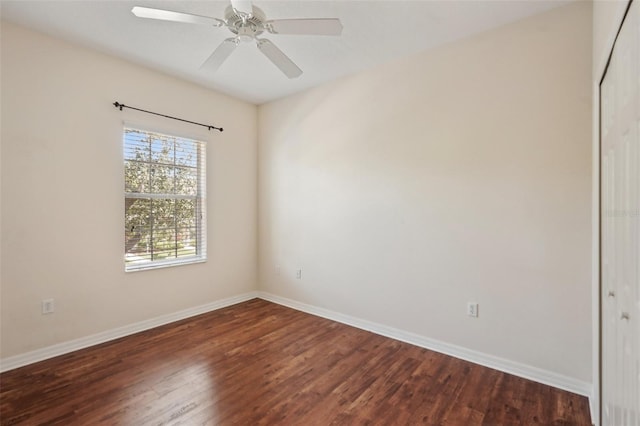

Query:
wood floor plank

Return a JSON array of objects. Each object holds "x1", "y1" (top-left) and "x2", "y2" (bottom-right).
[{"x1": 0, "y1": 299, "x2": 592, "y2": 425}]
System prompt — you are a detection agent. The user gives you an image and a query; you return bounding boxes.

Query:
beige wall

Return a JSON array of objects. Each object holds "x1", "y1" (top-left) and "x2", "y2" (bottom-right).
[
  {"x1": 0, "y1": 22, "x2": 258, "y2": 358},
  {"x1": 1, "y1": 1, "x2": 597, "y2": 393},
  {"x1": 258, "y1": 2, "x2": 593, "y2": 383}
]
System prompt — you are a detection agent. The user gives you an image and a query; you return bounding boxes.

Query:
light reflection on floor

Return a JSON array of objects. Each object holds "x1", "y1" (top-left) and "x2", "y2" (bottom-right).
[{"x1": 119, "y1": 360, "x2": 217, "y2": 425}]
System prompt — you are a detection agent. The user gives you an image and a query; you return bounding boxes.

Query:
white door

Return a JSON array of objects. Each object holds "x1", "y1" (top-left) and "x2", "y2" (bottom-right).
[{"x1": 601, "y1": 1, "x2": 640, "y2": 425}]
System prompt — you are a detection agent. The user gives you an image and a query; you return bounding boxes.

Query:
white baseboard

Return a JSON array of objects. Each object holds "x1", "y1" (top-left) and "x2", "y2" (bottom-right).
[
  {"x1": 1, "y1": 289, "x2": 594, "y2": 419},
  {"x1": 257, "y1": 291, "x2": 593, "y2": 399},
  {"x1": 0, "y1": 291, "x2": 260, "y2": 373}
]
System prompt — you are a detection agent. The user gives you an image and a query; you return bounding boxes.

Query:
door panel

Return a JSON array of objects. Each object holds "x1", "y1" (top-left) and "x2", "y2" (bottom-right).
[{"x1": 601, "y1": 1, "x2": 640, "y2": 425}]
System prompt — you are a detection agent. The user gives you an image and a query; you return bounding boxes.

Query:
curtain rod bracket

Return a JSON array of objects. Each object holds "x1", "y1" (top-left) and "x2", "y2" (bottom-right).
[{"x1": 113, "y1": 101, "x2": 223, "y2": 132}]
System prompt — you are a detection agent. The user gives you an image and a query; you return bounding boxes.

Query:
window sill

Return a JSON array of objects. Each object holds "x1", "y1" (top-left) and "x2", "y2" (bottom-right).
[{"x1": 125, "y1": 257, "x2": 207, "y2": 272}]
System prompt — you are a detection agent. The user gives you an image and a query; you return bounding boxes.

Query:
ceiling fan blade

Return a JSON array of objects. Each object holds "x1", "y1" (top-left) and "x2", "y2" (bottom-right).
[
  {"x1": 267, "y1": 19, "x2": 343, "y2": 36},
  {"x1": 201, "y1": 38, "x2": 239, "y2": 70},
  {"x1": 132, "y1": 7, "x2": 225, "y2": 27},
  {"x1": 230, "y1": 0, "x2": 253, "y2": 16},
  {"x1": 256, "y1": 39, "x2": 302, "y2": 79}
]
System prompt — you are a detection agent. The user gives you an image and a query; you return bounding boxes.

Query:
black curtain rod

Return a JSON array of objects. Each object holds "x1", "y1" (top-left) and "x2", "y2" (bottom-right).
[{"x1": 113, "y1": 101, "x2": 223, "y2": 132}]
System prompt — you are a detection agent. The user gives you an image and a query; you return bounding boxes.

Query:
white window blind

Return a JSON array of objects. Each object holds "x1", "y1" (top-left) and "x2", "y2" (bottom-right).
[{"x1": 124, "y1": 127, "x2": 206, "y2": 271}]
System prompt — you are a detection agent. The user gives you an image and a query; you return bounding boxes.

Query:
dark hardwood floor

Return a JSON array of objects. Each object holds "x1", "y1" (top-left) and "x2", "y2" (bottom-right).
[{"x1": 0, "y1": 298, "x2": 591, "y2": 425}]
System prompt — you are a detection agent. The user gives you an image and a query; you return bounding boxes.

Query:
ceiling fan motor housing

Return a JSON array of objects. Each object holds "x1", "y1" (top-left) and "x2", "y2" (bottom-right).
[{"x1": 225, "y1": 5, "x2": 266, "y2": 42}]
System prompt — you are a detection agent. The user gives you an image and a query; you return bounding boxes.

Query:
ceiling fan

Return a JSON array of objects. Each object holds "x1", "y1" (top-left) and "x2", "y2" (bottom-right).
[{"x1": 131, "y1": 0, "x2": 343, "y2": 79}]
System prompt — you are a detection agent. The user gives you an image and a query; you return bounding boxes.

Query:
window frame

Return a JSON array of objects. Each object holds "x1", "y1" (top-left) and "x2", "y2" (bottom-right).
[{"x1": 123, "y1": 125, "x2": 207, "y2": 272}]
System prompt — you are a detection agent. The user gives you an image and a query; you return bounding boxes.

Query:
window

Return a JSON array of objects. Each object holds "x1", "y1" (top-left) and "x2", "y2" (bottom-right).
[{"x1": 124, "y1": 127, "x2": 206, "y2": 271}]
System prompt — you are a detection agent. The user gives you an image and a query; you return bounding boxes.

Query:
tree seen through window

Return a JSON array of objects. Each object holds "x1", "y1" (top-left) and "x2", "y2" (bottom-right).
[{"x1": 124, "y1": 128, "x2": 206, "y2": 270}]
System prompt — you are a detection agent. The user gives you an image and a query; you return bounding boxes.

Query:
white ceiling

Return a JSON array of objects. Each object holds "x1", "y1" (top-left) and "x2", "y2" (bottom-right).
[{"x1": 1, "y1": 0, "x2": 571, "y2": 104}]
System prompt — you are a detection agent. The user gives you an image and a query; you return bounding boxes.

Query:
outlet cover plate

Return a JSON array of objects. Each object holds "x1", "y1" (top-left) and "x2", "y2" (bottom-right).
[
  {"x1": 467, "y1": 302, "x2": 478, "y2": 318},
  {"x1": 42, "y1": 299, "x2": 55, "y2": 314}
]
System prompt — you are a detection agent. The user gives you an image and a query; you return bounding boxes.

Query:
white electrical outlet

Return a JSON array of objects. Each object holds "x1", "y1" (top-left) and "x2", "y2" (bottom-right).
[
  {"x1": 467, "y1": 302, "x2": 478, "y2": 318},
  {"x1": 296, "y1": 269, "x2": 302, "y2": 279},
  {"x1": 42, "y1": 298, "x2": 55, "y2": 314},
  {"x1": 275, "y1": 265, "x2": 281, "y2": 276}
]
